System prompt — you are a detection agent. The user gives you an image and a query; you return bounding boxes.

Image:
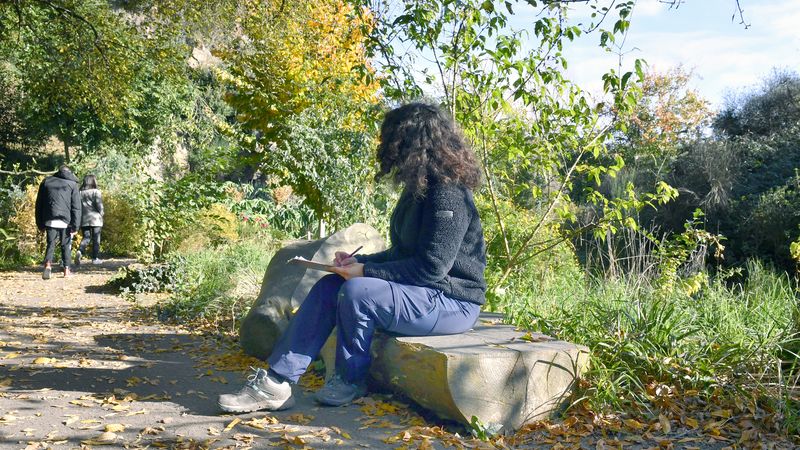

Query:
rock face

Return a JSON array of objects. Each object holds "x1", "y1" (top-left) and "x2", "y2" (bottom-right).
[
  {"x1": 239, "y1": 223, "x2": 386, "y2": 359},
  {"x1": 367, "y1": 314, "x2": 589, "y2": 432}
]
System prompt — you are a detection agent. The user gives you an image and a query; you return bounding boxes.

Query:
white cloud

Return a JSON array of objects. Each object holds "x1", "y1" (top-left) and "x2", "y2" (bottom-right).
[
  {"x1": 634, "y1": 0, "x2": 667, "y2": 18},
  {"x1": 561, "y1": 0, "x2": 800, "y2": 108}
]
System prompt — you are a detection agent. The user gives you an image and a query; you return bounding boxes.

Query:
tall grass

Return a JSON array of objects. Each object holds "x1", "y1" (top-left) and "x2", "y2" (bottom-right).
[
  {"x1": 501, "y1": 260, "x2": 799, "y2": 417},
  {"x1": 157, "y1": 238, "x2": 278, "y2": 333}
]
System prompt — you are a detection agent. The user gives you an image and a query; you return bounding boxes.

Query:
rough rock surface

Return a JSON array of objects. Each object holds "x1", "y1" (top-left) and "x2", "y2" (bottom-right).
[
  {"x1": 239, "y1": 223, "x2": 385, "y2": 359},
  {"x1": 367, "y1": 314, "x2": 590, "y2": 432}
]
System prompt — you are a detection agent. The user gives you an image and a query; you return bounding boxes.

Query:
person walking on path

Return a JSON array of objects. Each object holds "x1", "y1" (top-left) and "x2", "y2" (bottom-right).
[
  {"x1": 35, "y1": 165, "x2": 81, "y2": 279},
  {"x1": 219, "y1": 102, "x2": 487, "y2": 413},
  {"x1": 76, "y1": 174, "x2": 104, "y2": 266}
]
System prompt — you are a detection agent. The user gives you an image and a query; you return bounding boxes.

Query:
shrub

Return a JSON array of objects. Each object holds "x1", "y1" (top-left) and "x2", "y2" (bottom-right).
[
  {"x1": 507, "y1": 260, "x2": 798, "y2": 413},
  {"x1": 477, "y1": 196, "x2": 583, "y2": 316},
  {"x1": 7, "y1": 183, "x2": 42, "y2": 264},
  {"x1": 154, "y1": 237, "x2": 278, "y2": 333},
  {"x1": 169, "y1": 203, "x2": 239, "y2": 254},
  {"x1": 102, "y1": 192, "x2": 146, "y2": 257}
]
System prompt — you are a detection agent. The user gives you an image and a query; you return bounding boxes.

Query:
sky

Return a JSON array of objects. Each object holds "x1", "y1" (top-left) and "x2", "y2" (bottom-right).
[{"x1": 555, "y1": 0, "x2": 800, "y2": 109}]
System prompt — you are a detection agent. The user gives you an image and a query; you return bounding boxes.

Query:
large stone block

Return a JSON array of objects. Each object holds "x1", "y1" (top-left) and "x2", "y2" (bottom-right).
[
  {"x1": 239, "y1": 223, "x2": 385, "y2": 359},
  {"x1": 367, "y1": 314, "x2": 589, "y2": 432}
]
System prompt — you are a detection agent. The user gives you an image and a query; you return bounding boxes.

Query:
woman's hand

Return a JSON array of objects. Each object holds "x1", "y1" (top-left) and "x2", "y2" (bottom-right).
[
  {"x1": 330, "y1": 262, "x2": 364, "y2": 280},
  {"x1": 334, "y1": 251, "x2": 357, "y2": 267}
]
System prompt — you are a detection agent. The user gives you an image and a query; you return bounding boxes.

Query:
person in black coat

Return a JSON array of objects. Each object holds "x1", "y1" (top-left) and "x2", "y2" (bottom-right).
[
  {"x1": 35, "y1": 165, "x2": 81, "y2": 279},
  {"x1": 219, "y1": 103, "x2": 487, "y2": 413}
]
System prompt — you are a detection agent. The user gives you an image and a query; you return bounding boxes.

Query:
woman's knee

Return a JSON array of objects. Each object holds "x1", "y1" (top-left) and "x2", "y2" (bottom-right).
[
  {"x1": 337, "y1": 278, "x2": 372, "y2": 304},
  {"x1": 337, "y1": 278, "x2": 394, "y2": 313}
]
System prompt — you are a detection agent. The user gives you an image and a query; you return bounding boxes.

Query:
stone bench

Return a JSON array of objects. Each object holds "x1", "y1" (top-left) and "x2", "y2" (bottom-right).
[
  {"x1": 240, "y1": 225, "x2": 589, "y2": 432},
  {"x1": 363, "y1": 315, "x2": 588, "y2": 432}
]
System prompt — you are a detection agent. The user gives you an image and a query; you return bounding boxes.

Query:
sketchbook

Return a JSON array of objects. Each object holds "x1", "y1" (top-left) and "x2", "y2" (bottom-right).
[{"x1": 286, "y1": 256, "x2": 337, "y2": 272}]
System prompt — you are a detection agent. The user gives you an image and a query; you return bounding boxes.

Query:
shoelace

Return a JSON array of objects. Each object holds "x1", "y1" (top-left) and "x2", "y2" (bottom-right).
[
  {"x1": 246, "y1": 366, "x2": 264, "y2": 384},
  {"x1": 245, "y1": 367, "x2": 273, "y2": 397}
]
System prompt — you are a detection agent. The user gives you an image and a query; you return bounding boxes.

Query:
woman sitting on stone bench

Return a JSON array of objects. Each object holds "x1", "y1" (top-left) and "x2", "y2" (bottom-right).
[{"x1": 218, "y1": 102, "x2": 487, "y2": 412}]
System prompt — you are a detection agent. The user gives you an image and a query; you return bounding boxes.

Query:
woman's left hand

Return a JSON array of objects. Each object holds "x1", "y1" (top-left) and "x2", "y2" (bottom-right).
[{"x1": 330, "y1": 262, "x2": 364, "y2": 280}]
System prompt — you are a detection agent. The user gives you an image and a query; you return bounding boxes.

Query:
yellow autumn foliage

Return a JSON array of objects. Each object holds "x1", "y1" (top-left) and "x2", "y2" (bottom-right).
[{"x1": 217, "y1": 0, "x2": 378, "y2": 141}]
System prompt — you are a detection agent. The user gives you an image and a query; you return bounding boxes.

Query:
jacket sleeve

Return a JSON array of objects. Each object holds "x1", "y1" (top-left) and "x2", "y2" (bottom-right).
[
  {"x1": 362, "y1": 187, "x2": 469, "y2": 285},
  {"x1": 355, "y1": 247, "x2": 397, "y2": 265},
  {"x1": 70, "y1": 185, "x2": 81, "y2": 231},
  {"x1": 96, "y1": 190, "x2": 105, "y2": 217},
  {"x1": 35, "y1": 181, "x2": 46, "y2": 230}
]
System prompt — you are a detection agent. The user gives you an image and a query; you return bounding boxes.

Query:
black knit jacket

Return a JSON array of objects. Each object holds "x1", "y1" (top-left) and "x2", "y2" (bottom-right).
[{"x1": 356, "y1": 183, "x2": 487, "y2": 305}]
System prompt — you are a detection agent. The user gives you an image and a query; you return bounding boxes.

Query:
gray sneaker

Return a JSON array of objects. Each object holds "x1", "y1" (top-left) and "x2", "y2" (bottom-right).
[
  {"x1": 42, "y1": 266, "x2": 51, "y2": 280},
  {"x1": 314, "y1": 375, "x2": 367, "y2": 406},
  {"x1": 218, "y1": 367, "x2": 294, "y2": 413},
  {"x1": 75, "y1": 250, "x2": 82, "y2": 266}
]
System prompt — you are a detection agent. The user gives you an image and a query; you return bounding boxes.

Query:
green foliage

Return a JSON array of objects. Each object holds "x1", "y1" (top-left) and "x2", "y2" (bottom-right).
[
  {"x1": 262, "y1": 107, "x2": 390, "y2": 234},
  {"x1": 661, "y1": 71, "x2": 800, "y2": 269},
  {"x1": 4, "y1": 182, "x2": 43, "y2": 266},
  {"x1": 0, "y1": 0, "x2": 192, "y2": 160},
  {"x1": 110, "y1": 258, "x2": 188, "y2": 296},
  {"x1": 101, "y1": 192, "x2": 146, "y2": 257},
  {"x1": 156, "y1": 238, "x2": 278, "y2": 332},
  {"x1": 506, "y1": 260, "x2": 798, "y2": 412}
]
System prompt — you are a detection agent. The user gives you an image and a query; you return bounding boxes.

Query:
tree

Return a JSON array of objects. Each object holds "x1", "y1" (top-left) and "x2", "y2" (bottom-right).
[
  {"x1": 216, "y1": 0, "x2": 383, "y2": 235},
  {"x1": 0, "y1": 0, "x2": 191, "y2": 162},
  {"x1": 351, "y1": 0, "x2": 677, "y2": 293}
]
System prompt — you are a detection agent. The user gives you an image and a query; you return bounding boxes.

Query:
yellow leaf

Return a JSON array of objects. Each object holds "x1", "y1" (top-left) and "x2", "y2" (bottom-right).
[
  {"x1": 624, "y1": 418, "x2": 645, "y2": 430},
  {"x1": 658, "y1": 414, "x2": 671, "y2": 434},
  {"x1": 683, "y1": 417, "x2": 699, "y2": 428},
  {"x1": 81, "y1": 431, "x2": 117, "y2": 445},
  {"x1": 224, "y1": 417, "x2": 241, "y2": 432},
  {"x1": 104, "y1": 424, "x2": 125, "y2": 432},
  {"x1": 33, "y1": 357, "x2": 55, "y2": 365},
  {"x1": 710, "y1": 409, "x2": 731, "y2": 419},
  {"x1": 341, "y1": 431, "x2": 352, "y2": 439}
]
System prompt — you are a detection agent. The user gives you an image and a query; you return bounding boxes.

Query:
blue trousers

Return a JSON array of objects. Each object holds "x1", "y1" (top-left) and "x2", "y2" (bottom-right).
[{"x1": 267, "y1": 274, "x2": 480, "y2": 384}]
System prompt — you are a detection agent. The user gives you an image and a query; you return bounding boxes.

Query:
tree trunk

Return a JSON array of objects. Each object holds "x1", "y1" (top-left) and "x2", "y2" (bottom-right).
[{"x1": 63, "y1": 140, "x2": 71, "y2": 164}]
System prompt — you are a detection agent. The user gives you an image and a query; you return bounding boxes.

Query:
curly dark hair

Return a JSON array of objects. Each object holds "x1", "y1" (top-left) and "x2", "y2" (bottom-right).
[{"x1": 376, "y1": 102, "x2": 482, "y2": 197}]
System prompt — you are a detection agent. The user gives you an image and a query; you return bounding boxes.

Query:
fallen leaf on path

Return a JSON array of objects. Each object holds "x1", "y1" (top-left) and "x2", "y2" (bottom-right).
[
  {"x1": 224, "y1": 417, "x2": 241, "y2": 432},
  {"x1": 32, "y1": 357, "x2": 55, "y2": 365},
  {"x1": 81, "y1": 431, "x2": 117, "y2": 445},
  {"x1": 104, "y1": 424, "x2": 126, "y2": 432},
  {"x1": 659, "y1": 414, "x2": 671, "y2": 434},
  {"x1": 286, "y1": 413, "x2": 314, "y2": 425},
  {"x1": 243, "y1": 416, "x2": 279, "y2": 429}
]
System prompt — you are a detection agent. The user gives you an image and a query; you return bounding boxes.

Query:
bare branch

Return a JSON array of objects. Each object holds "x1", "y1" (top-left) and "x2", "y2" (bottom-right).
[{"x1": 0, "y1": 167, "x2": 56, "y2": 176}]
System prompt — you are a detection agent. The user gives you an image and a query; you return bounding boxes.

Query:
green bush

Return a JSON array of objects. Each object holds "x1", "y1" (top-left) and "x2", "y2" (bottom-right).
[
  {"x1": 1, "y1": 181, "x2": 44, "y2": 266},
  {"x1": 154, "y1": 237, "x2": 278, "y2": 332},
  {"x1": 503, "y1": 259, "x2": 798, "y2": 412},
  {"x1": 169, "y1": 203, "x2": 239, "y2": 254},
  {"x1": 102, "y1": 192, "x2": 146, "y2": 257}
]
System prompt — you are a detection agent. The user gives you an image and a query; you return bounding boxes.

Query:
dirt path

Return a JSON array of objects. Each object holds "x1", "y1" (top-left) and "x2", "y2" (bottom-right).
[{"x1": 0, "y1": 260, "x2": 452, "y2": 450}]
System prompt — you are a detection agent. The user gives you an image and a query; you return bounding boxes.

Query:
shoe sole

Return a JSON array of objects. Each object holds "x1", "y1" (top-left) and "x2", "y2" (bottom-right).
[
  {"x1": 218, "y1": 395, "x2": 295, "y2": 413},
  {"x1": 315, "y1": 390, "x2": 367, "y2": 407}
]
